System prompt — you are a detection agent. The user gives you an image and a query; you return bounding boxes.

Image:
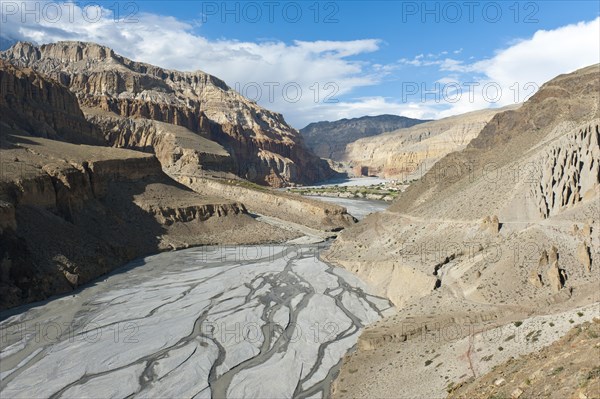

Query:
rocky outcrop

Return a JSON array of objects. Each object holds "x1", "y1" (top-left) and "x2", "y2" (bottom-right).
[
  {"x1": 532, "y1": 124, "x2": 599, "y2": 218},
  {"x1": 577, "y1": 242, "x2": 592, "y2": 272},
  {"x1": 85, "y1": 109, "x2": 235, "y2": 177},
  {"x1": 300, "y1": 114, "x2": 429, "y2": 160},
  {"x1": 545, "y1": 261, "x2": 566, "y2": 292},
  {"x1": 1, "y1": 41, "x2": 336, "y2": 187},
  {"x1": 481, "y1": 215, "x2": 500, "y2": 233},
  {"x1": 0, "y1": 59, "x2": 102, "y2": 144},
  {"x1": 0, "y1": 61, "x2": 301, "y2": 310},
  {"x1": 175, "y1": 175, "x2": 357, "y2": 231},
  {"x1": 342, "y1": 107, "x2": 515, "y2": 180},
  {"x1": 0, "y1": 134, "x2": 301, "y2": 310}
]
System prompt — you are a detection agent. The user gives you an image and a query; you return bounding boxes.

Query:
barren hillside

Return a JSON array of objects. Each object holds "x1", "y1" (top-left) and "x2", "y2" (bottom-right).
[
  {"x1": 325, "y1": 64, "x2": 600, "y2": 398},
  {"x1": 301, "y1": 114, "x2": 429, "y2": 160},
  {"x1": 343, "y1": 106, "x2": 518, "y2": 180}
]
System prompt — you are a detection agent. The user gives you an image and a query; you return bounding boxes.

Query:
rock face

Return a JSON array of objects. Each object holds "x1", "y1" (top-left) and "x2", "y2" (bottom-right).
[
  {"x1": 1, "y1": 41, "x2": 336, "y2": 187},
  {"x1": 85, "y1": 108, "x2": 236, "y2": 178},
  {"x1": 300, "y1": 114, "x2": 429, "y2": 160},
  {"x1": 0, "y1": 59, "x2": 102, "y2": 144},
  {"x1": 576, "y1": 242, "x2": 592, "y2": 272},
  {"x1": 0, "y1": 134, "x2": 287, "y2": 309},
  {"x1": 342, "y1": 106, "x2": 517, "y2": 180},
  {"x1": 325, "y1": 65, "x2": 600, "y2": 397},
  {"x1": 546, "y1": 261, "x2": 566, "y2": 292},
  {"x1": 0, "y1": 62, "x2": 303, "y2": 309},
  {"x1": 177, "y1": 176, "x2": 357, "y2": 231}
]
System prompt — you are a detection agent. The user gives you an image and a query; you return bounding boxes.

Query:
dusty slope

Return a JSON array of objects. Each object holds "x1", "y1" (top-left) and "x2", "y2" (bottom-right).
[
  {"x1": 301, "y1": 114, "x2": 429, "y2": 160},
  {"x1": 343, "y1": 106, "x2": 518, "y2": 180},
  {"x1": 325, "y1": 64, "x2": 600, "y2": 398},
  {"x1": 447, "y1": 319, "x2": 600, "y2": 399},
  {"x1": 1, "y1": 41, "x2": 336, "y2": 186}
]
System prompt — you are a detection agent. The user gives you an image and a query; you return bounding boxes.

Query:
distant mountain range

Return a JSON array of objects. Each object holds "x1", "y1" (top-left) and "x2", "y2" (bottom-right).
[{"x1": 300, "y1": 114, "x2": 431, "y2": 160}]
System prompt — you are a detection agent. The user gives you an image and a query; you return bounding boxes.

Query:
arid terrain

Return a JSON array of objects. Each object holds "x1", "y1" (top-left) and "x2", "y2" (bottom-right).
[
  {"x1": 0, "y1": 35, "x2": 598, "y2": 399},
  {"x1": 0, "y1": 46, "x2": 355, "y2": 309},
  {"x1": 342, "y1": 106, "x2": 519, "y2": 180},
  {"x1": 301, "y1": 115, "x2": 429, "y2": 161},
  {"x1": 325, "y1": 64, "x2": 600, "y2": 398}
]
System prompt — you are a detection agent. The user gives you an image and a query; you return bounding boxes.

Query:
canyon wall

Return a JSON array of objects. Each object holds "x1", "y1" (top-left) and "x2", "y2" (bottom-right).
[
  {"x1": 326, "y1": 65, "x2": 600, "y2": 398},
  {"x1": 1, "y1": 41, "x2": 336, "y2": 187},
  {"x1": 300, "y1": 114, "x2": 429, "y2": 160},
  {"x1": 342, "y1": 106, "x2": 517, "y2": 180},
  {"x1": 0, "y1": 61, "x2": 302, "y2": 309}
]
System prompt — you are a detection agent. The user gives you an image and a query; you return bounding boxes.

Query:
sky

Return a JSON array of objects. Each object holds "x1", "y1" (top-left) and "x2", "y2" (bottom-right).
[{"x1": 1, "y1": 0, "x2": 599, "y2": 128}]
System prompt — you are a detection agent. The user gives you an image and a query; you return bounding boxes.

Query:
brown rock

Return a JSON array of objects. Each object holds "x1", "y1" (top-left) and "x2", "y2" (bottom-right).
[
  {"x1": 528, "y1": 270, "x2": 544, "y2": 288},
  {"x1": 0, "y1": 60, "x2": 102, "y2": 145},
  {"x1": 494, "y1": 378, "x2": 506, "y2": 387},
  {"x1": 1, "y1": 41, "x2": 336, "y2": 187},
  {"x1": 63, "y1": 271, "x2": 79, "y2": 287},
  {"x1": 577, "y1": 242, "x2": 592, "y2": 272},
  {"x1": 546, "y1": 261, "x2": 565, "y2": 292},
  {"x1": 549, "y1": 246, "x2": 559, "y2": 264},
  {"x1": 481, "y1": 215, "x2": 500, "y2": 233},
  {"x1": 581, "y1": 223, "x2": 592, "y2": 238},
  {"x1": 539, "y1": 250, "x2": 549, "y2": 268}
]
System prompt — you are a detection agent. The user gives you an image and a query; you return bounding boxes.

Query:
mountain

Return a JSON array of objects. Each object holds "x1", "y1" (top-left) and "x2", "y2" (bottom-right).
[
  {"x1": 0, "y1": 59, "x2": 355, "y2": 309},
  {"x1": 325, "y1": 64, "x2": 600, "y2": 398},
  {"x1": 342, "y1": 106, "x2": 518, "y2": 180},
  {"x1": 1, "y1": 41, "x2": 336, "y2": 187},
  {"x1": 300, "y1": 114, "x2": 429, "y2": 161}
]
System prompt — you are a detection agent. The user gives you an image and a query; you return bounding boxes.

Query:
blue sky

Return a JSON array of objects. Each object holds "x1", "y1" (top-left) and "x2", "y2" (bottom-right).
[{"x1": 1, "y1": 1, "x2": 599, "y2": 127}]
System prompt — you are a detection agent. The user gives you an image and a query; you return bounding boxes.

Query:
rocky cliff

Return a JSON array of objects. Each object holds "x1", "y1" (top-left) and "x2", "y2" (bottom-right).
[
  {"x1": 300, "y1": 114, "x2": 429, "y2": 160},
  {"x1": 342, "y1": 106, "x2": 517, "y2": 180},
  {"x1": 325, "y1": 64, "x2": 600, "y2": 398},
  {"x1": 0, "y1": 61, "x2": 304, "y2": 309},
  {"x1": 1, "y1": 41, "x2": 335, "y2": 187},
  {"x1": 0, "y1": 59, "x2": 102, "y2": 145}
]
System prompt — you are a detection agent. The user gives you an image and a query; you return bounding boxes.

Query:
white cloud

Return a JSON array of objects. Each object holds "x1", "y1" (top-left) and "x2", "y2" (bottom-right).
[
  {"x1": 0, "y1": 1, "x2": 388, "y2": 127},
  {"x1": 1, "y1": 2, "x2": 598, "y2": 127},
  {"x1": 439, "y1": 17, "x2": 600, "y2": 117}
]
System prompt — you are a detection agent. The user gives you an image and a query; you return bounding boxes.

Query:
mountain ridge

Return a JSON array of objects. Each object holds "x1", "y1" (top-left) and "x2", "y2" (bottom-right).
[
  {"x1": 300, "y1": 114, "x2": 430, "y2": 160},
  {"x1": 1, "y1": 41, "x2": 336, "y2": 187}
]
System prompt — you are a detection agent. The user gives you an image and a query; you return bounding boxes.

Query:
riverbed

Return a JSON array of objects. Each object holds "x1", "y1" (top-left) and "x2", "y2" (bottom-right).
[
  {"x1": 0, "y1": 195, "x2": 393, "y2": 398},
  {"x1": 0, "y1": 216, "x2": 394, "y2": 399}
]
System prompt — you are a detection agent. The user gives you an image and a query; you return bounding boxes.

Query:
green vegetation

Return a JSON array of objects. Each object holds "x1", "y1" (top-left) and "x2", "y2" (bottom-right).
[
  {"x1": 513, "y1": 321, "x2": 523, "y2": 327},
  {"x1": 288, "y1": 183, "x2": 401, "y2": 201}
]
